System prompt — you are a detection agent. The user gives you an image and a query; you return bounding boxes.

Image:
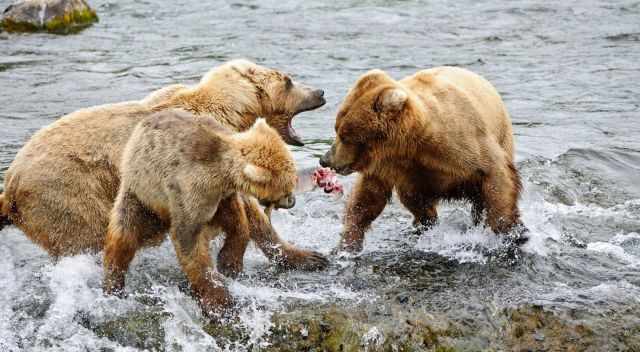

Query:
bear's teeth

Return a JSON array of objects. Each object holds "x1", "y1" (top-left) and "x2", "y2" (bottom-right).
[{"x1": 287, "y1": 120, "x2": 303, "y2": 145}]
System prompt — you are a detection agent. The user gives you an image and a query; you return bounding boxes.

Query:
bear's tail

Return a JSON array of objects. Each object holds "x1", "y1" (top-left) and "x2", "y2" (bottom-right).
[{"x1": 0, "y1": 193, "x2": 12, "y2": 231}]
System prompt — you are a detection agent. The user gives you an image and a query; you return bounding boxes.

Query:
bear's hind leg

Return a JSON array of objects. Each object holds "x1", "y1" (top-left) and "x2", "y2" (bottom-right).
[
  {"x1": 396, "y1": 183, "x2": 439, "y2": 230},
  {"x1": 480, "y1": 161, "x2": 522, "y2": 234},
  {"x1": 104, "y1": 191, "x2": 164, "y2": 296}
]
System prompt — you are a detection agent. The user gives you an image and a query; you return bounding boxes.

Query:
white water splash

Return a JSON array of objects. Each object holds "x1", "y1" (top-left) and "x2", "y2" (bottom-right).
[
  {"x1": 362, "y1": 326, "x2": 385, "y2": 351},
  {"x1": 0, "y1": 245, "x2": 19, "y2": 351},
  {"x1": 161, "y1": 286, "x2": 221, "y2": 352}
]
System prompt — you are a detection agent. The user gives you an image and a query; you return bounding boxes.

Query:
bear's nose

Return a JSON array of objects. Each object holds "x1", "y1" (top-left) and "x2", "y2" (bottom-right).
[
  {"x1": 319, "y1": 154, "x2": 329, "y2": 168},
  {"x1": 315, "y1": 89, "x2": 325, "y2": 97},
  {"x1": 320, "y1": 146, "x2": 334, "y2": 168},
  {"x1": 287, "y1": 195, "x2": 296, "y2": 208}
]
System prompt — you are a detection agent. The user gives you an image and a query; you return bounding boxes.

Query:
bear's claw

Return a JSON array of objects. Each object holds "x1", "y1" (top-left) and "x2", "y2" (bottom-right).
[
  {"x1": 217, "y1": 253, "x2": 244, "y2": 278},
  {"x1": 277, "y1": 249, "x2": 329, "y2": 271},
  {"x1": 300, "y1": 251, "x2": 330, "y2": 270}
]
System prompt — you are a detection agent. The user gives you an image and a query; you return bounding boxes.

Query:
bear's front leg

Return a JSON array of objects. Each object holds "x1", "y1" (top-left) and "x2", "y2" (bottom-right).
[
  {"x1": 214, "y1": 194, "x2": 250, "y2": 278},
  {"x1": 338, "y1": 175, "x2": 393, "y2": 254},
  {"x1": 242, "y1": 196, "x2": 329, "y2": 271}
]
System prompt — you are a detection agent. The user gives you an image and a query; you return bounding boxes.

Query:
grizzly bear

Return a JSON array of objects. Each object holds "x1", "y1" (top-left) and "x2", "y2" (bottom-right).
[
  {"x1": 0, "y1": 59, "x2": 327, "y2": 275},
  {"x1": 104, "y1": 110, "x2": 297, "y2": 315},
  {"x1": 320, "y1": 67, "x2": 524, "y2": 253}
]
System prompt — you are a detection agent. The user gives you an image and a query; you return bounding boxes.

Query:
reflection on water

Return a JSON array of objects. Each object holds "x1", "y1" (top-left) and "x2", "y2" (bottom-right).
[{"x1": 1, "y1": 0, "x2": 639, "y2": 350}]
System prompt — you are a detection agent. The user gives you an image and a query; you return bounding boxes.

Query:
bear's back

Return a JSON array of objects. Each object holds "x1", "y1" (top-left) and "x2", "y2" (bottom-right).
[
  {"x1": 402, "y1": 67, "x2": 514, "y2": 159},
  {"x1": 120, "y1": 109, "x2": 237, "y2": 217}
]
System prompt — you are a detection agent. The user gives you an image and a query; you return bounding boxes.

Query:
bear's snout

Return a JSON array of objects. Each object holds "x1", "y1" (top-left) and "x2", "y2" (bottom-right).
[
  {"x1": 282, "y1": 194, "x2": 296, "y2": 209},
  {"x1": 297, "y1": 88, "x2": 326, "y2": 113},
  {"x1": 319, "y1": 147, "x2": 333, "y2": 168}
]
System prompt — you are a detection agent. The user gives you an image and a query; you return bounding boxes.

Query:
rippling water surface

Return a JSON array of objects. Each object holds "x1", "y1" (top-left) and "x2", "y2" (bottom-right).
[{"x1": 1, "y1": 0, "x2": 639, "y2": 350}]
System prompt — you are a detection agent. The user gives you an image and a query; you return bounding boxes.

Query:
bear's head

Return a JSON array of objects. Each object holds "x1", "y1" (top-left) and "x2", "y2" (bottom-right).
[
  {"x1": 233, "y1": 119, "x2": 297, "y2": 209},
  {"x1": 320, "y1": 69, "x2": 413, "y2": 176},
  {"x1": 201, "y1": 59, "x2": 326, "y2": 147}
]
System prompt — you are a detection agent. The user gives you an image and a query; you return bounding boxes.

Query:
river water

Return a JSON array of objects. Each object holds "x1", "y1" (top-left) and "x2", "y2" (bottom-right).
[{"x1": 1, "y1": 0, "x2": 639, "y2": 351}]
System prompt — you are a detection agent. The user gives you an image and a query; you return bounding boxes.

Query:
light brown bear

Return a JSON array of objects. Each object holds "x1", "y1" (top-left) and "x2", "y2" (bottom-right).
[
  {"x1": 0, "y1": 59, "x2": 327, "y2": 275},
  {"x1": 104, "y1": 110, "x2": 297, "y2": 315},
  {"x1": 320, "y1": 67, "x2": 524, "y2": 253}
]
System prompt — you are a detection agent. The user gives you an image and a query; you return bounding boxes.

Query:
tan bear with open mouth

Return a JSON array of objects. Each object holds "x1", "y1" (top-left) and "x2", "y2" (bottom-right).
[
  {"x1": 0, "y1": 59, "x2": 327, "y2": 275},
  {"x1": 321, "y1": 67, "x2": 524, "y2": 253},
  {"x1": 104, "y1": 110, "x2": 296, "y2": 315}
]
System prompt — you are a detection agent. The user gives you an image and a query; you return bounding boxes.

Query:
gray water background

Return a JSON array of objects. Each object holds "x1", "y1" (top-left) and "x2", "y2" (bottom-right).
[{"x1": 0, "y1": 0, "x2": 639, "y2": 350}]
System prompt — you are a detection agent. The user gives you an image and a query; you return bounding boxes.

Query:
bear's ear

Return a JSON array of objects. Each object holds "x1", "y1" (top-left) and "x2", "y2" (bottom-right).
[
  {"x1": 355, "y1": 69, "x2": 392, "y2": 93},
  {"x1": 243, "y1": 164, "x2": 271, "y2": 184},
  {"x1": 248, "y1": 118, "x2": 278, "y2": 139},
  {"x1": 373, "y1": 88, "x2": 408, "y2": 114},
  {"x1": 252, "y1": 118, "x2": 271, "y2": 131}
]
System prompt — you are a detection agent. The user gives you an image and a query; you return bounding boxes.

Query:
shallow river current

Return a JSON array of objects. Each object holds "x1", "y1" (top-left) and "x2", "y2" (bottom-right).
[{"x1": 1, "y1": 0, "x2": 639, "y2": 351}]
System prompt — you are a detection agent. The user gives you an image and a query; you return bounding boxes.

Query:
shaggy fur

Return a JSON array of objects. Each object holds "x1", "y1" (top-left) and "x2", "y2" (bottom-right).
[
  {"x1": 321, "y1": 67, "x2": 523, "y2": 253},
  {"x1": 0, "y1": 59, "x2": 327, "y2": 273},
  {"x1": 104, "y1": 111, "x2": 296, "y2": 315},
  {"x1": 0, "y1": 194, "x2": 10, "y2": 231}
]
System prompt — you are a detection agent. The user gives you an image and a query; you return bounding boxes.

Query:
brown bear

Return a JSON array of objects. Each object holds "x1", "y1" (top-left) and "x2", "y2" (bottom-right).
[
  {"x1": 104, "y1": 110, "x2": 297, "y2": 315},
  {"x1": 320, "y1": 67, "x2": 524, "y2": 253},
  {"x1": 0, "y1": 59, "x2": 327, "y2": 275}
]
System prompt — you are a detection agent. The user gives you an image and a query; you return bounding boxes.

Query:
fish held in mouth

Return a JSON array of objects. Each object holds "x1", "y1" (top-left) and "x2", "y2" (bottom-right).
[
  {"x1": 263, "y1": 167, "x2": 342, "y2": 220},
  {"x1": 295, "y1": 167, "x2": 344, "y2": 196}
]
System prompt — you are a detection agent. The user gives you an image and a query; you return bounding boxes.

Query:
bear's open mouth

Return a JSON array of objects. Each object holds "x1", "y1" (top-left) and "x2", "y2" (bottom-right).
[
  {"x1": 286, "y1": 118, "x2": 304, "y2": 146},
  {"x1": 281, "y1": 96, "x2": 326, "y2": 146},
  {"x1": 274, "y1": 118, "x2": 304, "y2": 146}
]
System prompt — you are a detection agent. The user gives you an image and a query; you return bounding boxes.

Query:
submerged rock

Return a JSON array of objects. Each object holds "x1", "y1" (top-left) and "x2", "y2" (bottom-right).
[
  {"x1": 75, "y1": 309, "x2": 169, "y2": 351},
  {"x1": 502, "y1": 305, "x2": 595, "y2": 351},
  {"x1": 0, "y1": 0, "x2": 98, "y2": 34},
  {"x1": 266, "y1": 307, "x2": 461, "y2": 352}
]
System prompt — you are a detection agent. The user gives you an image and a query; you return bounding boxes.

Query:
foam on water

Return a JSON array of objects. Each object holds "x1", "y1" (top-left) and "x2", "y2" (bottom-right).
[
  {"x1": 231, "y1": 280, "x2": 359, "y2": 304},
  {"x1": 537, "y1": 280, "x2": 640, "y2": 308},
  {"x1": 611, "y1": 232, "x2": 640, "y2": 245},
  {"x1": 586, "y1": 242, "x2": 639, "y2": 264},
  {"x1": 0, "y1": 244, "x2": 19, "y2": 351}
]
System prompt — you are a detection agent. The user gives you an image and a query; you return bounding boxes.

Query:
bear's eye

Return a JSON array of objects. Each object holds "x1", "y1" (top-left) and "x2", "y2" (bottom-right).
[
  {"x1": 339, "y1": 134, "x2": 359, "y2": 146},
  {"x1": 284, "y1": 77, "x2": 293, "y2": 90}
]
